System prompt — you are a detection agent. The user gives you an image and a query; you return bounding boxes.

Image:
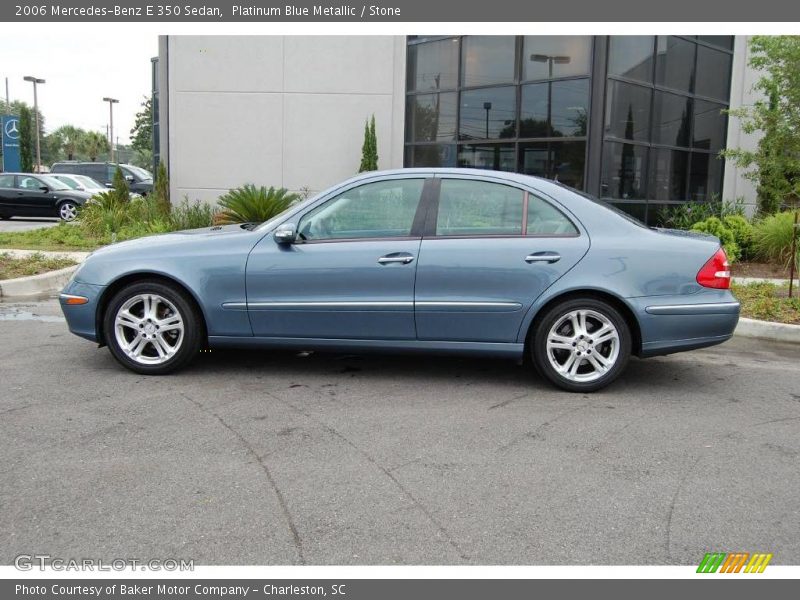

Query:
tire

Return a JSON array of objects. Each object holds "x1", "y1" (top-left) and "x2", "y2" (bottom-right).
[
  {"x1": 103, "y1": 280, "x2": 203, "y2": 375},
  {"x1": 531, "y1": 297, "x2": 631, "y2": 393},
  {"x1": 57, "y1": 200, "x2": 79, "y2": 222}
]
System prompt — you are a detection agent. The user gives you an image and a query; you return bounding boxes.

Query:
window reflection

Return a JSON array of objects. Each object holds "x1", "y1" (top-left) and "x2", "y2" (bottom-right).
[
  {"x1": 605, "y1": 81, "x2": 651, "y2": 142},
  {"x1": 407, "y1": 38, "x2": 460, "y2": 92},
  {"x1": 461, "y1": 36, "x2": 516, "y2": 88},
  {"x1": 652, "y1": 91, "x2": 691, "y2": 148},
  {"x1": 406, "y1": 93, "x2": 457, "y2": 143},
  {"x1": 608, "y1": 36, "x2": 655, "y2": 82},
  {"x1": 522, "y1": 36, "x2": 591, "y2": 81},
  {"x1": 601, "y1": 142, "x2": 648, "y2": 200},
  {"x1": 655, "y1": 36, "x2": 696, "y2": 93},
  {"x1": 458, "y1": 144, "x2": 516, "y2": 171},
  {"x1": 459, "y1": 87, "x2": 517, "y2": 140}
]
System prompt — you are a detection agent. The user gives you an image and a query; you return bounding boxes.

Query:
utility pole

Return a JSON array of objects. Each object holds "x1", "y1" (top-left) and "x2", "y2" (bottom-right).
[
  {"x1": 103, "y1": 97, "x2": 119, "y2": 162},
  {"x1": 4, "y1": 77, "x2": 8, "y2": 106},
  {"x1": 23, "y1": 76, "x2": 45, "y2": 172}
]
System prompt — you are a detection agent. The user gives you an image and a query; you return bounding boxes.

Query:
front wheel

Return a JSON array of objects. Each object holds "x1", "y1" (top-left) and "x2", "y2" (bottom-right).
[
  {"x1": 58, "y1": 200, "x2": 78, "y2": 222},
  {"x1": 532, "y1": 298, "x2": 631, "y2": 393},
  {"x1": 103, "y1": 280, "x2": 203, "y2": 374}
]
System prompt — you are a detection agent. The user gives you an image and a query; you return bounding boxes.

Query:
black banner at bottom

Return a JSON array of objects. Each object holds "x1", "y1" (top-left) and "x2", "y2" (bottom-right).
[{"x1": 3, "y1": 579, "x2": 798, "y2": 600}]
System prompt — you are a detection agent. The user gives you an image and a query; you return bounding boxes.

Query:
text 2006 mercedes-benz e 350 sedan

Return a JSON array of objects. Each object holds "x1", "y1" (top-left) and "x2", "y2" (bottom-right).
[{"x1": 60, "y1": 168, "x2": 739, "y2": 392}]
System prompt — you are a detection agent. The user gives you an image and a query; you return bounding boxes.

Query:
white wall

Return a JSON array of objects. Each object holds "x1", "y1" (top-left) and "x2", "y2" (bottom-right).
[
  {"x1": 722, "y1": 35, "x2": 762, "y2": 216},
  {"x1": 164, "y1": 35, "x2": 407, "y2": 204}
]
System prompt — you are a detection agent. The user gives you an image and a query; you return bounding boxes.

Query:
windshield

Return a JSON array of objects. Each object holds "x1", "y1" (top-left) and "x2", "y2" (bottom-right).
[
  {"x1": 123, "y1": 165, "x2": 153, "y2": 181},
  {"x1": 36, "y1": 175, "x2": 71, "y2": 191},
  {"x1": 75, "y1": 175, "x2": 104, "y2": 189},
  {"x1": 53, "y1": 175, "x2": 80, "y2": 189}
]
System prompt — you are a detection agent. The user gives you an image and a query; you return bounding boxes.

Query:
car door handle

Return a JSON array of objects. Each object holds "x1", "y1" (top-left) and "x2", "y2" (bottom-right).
[
  {"x1": 378, "y1": 253, "x2": 415, "y2": 265},
  {"x1": 525, "y1": 252, "x2": 561, "y2": 264}
]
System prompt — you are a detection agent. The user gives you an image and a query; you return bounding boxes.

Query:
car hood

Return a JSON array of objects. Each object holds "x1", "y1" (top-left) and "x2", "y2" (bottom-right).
[{"x1": 91, "y1": 223, "x2": 255, "y2": 256}]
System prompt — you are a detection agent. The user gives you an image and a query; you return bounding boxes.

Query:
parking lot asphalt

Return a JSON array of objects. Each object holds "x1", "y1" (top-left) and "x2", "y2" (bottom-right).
[
  {"x1": 1, "y1": 297, "x2": 799, "y2": 566},
  {"x1": 0, "y1": 217, "x2": 59, "y2": 233}
]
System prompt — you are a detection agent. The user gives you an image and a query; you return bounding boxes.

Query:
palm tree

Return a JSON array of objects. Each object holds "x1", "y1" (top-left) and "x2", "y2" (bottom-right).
[
  {"x1": 54, "y1": 125, "x2": 87, "y2": 161},
  {"x1": 81, "y1": 131, "x2": 109, "y2": 162}
]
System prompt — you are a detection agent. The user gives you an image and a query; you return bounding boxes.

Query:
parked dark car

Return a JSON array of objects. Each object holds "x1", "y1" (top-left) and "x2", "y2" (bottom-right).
[
  {"x1": 50, "y1": 162, "x2": 153, "y2": 196},
  {"x1": 0, "y1": 173, "x2": 93, "y2": 221}
]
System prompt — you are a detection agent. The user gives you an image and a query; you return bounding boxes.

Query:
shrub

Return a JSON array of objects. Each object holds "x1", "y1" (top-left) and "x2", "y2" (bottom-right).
[
  {"x1": 153, "y1": 161, "x2": 171, "y2": 217},
  {"x1": 655, "y1": 197, "x2": 745, "y2": 230},
  {"x1": 170, "y1": 197, "x2": 217, "y2": 230},
  {"x1": 752, "y1": 210, "x2": 800, "y2": 269},
  {"x1": 691, "y1": 217, "x2": 741, "y2": 262},
  {"x1": 80, "y1": 191, "x2": 130, "y2": 237},
  {"x1": 216, "y1": 184, "x2": 299, "y2": 225},
  {"x1": 111, "y1": 167, "x2": 131, "y2": 203},
  {"x1": 722, "y1": 214, "x2": 754, "y2": 261}
]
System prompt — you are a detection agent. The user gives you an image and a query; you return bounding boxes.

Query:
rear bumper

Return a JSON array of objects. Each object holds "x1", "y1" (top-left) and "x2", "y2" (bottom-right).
[
  {"x1": 59, "y1": 280, "x2": 105, "y2": 343},
  {"x1": 632, "y1": 293, "x2": 740, "y2": 357}
]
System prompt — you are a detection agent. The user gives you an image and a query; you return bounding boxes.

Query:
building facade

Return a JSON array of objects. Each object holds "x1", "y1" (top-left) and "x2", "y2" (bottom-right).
[{"x1": 158, "y1": 35, "x2": 760, "y2": 223}]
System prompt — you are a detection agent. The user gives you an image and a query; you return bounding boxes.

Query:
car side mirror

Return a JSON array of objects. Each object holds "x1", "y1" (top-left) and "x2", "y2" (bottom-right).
[
  {"x1": 39, "y1": 186, "x2": 49, "y2": 193},
  {"x1": 105, "y1": 182, "x2": 113, "y2": 188},
  {"x1": 125, "y1": 175, "x2": 135, "y2": 183},
  {"x1": 274, "y1": 223, "x2": 297, "y2": 244}
]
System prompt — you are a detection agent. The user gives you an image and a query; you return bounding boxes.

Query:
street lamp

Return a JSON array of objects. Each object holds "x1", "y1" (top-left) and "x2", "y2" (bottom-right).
[
  {"x1": 103, "y1": 97, "x2": 119, "y2": 162},
  {"x1": 23, "y1": 76, "x2": 45, "y2": 172},
  {"x1": 529, "y1": 54, "x2": 571, "y2": 137},
  {"x1": 483, "y1": 101, "x2": 492, "y2": 139}
]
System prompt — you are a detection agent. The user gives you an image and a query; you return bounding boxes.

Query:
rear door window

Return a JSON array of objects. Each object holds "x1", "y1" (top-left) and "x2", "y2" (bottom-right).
[{"x1": 435, "y1": 179, "x2": 524, "y2": 236}]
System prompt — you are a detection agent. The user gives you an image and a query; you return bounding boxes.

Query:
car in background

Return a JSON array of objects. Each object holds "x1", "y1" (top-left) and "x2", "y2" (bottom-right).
[
  {"x1": 59, "y1": 168, "x2": 740, "y2": 392},
  {"x1": 50, "y1": 162, "x2": 153, "y2": 196},
  {"x1": 51, "y1": 174, "x2": 108, "y2": 194},
  {"x1": 0, "y1": 173, "x2": 92, "y2": 221}
]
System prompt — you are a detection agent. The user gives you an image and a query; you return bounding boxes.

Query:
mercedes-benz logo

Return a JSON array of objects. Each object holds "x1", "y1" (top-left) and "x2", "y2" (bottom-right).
[{"x1": 4, "y1": 119, "x2": 20, "y2": 140}]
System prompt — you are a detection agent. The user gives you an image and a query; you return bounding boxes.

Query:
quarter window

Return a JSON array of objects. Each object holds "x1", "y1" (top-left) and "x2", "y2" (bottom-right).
[
  {"x1": 297, "y1": 179, "x2": 424, "y2": 241},
  {"x1": 527, "y1": 195, "x2": 578, "y2": 235},
  {"x1": 435, "y1": 179, "x2": 523, "y2": 236},
  {"x1": 0, "y1": 174, "x2": 14, "y2": 187}
]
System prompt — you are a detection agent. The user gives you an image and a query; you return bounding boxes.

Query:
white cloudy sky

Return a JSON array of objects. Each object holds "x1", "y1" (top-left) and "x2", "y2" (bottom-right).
[{"x1": 0, "y1": 33, "x2": 158, "y2": 144}]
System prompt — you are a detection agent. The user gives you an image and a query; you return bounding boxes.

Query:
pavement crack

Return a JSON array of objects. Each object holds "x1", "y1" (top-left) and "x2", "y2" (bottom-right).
[
  {"x1": 264, "y1": 390, "x2": 470, "y2": 561},
  {"x1": 753, "y1": 415, "x2": 800, "y2": 427},
  {"x1": 497, "y1": 402, "x2": 587, "y2": 453},
  {"x1": 488, "y1": 393, "x2": 528, "y2": 411},
  {"x1": 665, "y1": 454, "x2": 702, "y2": 564},
  {"x1": 180, "y1": 392, "x2": 305, "y2": 565}
]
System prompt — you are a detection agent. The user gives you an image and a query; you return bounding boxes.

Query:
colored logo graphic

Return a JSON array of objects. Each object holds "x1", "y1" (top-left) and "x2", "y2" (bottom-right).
[
  {"x1": 4, "y1": 118, "x2": 20, "y2": 140},
  {"x1": 697, "y1": 552, "x2": 773, "y2": 573}
]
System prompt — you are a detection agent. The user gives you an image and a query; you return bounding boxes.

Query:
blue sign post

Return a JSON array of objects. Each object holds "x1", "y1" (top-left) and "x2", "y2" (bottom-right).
[{"x1": 2, "y1": 115, "x2": 21, "y2": 172}]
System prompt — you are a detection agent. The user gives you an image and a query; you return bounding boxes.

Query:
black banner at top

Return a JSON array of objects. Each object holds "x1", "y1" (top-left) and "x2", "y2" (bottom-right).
[{"x1": 3, "y1": 0, "x2": 800, "y2": 22}]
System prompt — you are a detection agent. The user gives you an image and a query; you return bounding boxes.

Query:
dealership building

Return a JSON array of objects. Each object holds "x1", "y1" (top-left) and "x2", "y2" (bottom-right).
[{"x1": 155, "y1": 35, "x2": 760, "y2": 223}]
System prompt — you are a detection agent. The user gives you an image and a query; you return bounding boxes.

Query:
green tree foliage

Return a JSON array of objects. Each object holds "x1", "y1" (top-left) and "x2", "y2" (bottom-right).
[
  {"x1": 358, "y1": 115, "x2": 378, "y2": 173},
  {"x1": 154, "y1": 161, "x2": 171, "y2": 217},
  {"x1": 53, "y1": 125, "x2": 87, "y2": 161},
  {"x1": 130, "y1": 96, "x2": 153, "y2": 155},
  {"x1": 752, "y1": 211, "x2": 800, "y2": 269},
  {"x1": 216, "y1": 185, "x2": 299, "y2": 225},
  {"x1": 112, "y1": 166, "x2": 131, "y2": 204},
  {"x1": 19, "y1": 106, "x2": 34, "y2": 172},
  {"x1": 81, "y1": 131, "x2": 109, "y2": 162},
  {"x1": 691, "y1": 217, "x2": 741, "y2": 262},
  {"x1": 723, "y1": 36, "x2": 800, "y2": 215}
]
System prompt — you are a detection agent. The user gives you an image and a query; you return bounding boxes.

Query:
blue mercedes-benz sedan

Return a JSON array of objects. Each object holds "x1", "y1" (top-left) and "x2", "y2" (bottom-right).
[{"x1": 60, "y1": 168, "x2": 739, "y2": 392}]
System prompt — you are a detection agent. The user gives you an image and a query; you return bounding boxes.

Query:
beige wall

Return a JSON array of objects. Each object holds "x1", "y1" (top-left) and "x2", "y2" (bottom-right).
[{"x1": 163, "y1": 35, "x2": 407, "y2": 204}]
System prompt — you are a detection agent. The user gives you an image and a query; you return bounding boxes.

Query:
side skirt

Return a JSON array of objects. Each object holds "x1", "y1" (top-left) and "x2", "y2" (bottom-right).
[{"x1": 207, "y1": 335, "x2": 525, "y2": 359}]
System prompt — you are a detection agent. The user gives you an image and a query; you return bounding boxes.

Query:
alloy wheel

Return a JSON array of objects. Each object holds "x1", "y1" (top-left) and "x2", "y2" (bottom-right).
[
  {"x1": 545, "y1": 309, "x2": 620, "y2": 383},
  {"x1": 113, "y1": 294, "x2": 185, "y2": 365},
  {"x1": 59, "y1": 202, "x2": 78, "y2": 221}
]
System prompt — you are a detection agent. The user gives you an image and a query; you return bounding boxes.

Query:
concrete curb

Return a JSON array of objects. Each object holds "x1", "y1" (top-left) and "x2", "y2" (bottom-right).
[
  {"x1": 0, "y1": 265, "x2": 79, "y2": 299},
  {"x1": 735, "y1": 317, "x2": 800, "y2": 344}
]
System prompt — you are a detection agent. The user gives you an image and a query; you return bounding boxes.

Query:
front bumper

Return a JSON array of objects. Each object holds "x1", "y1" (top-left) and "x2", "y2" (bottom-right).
[{"x1": 59, "y1": 280, "x2": 106, "y2": 343}]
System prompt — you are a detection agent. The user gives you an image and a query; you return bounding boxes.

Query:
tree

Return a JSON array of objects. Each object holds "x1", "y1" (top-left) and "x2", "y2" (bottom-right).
[
  {"x1": 82, "y1": 131, "x2": 109, "y2": 162},
  {"x1": 358, "y1": 115, "x2": 378, "y2": 172},
  {"x1": 154, "y1": 161, "x2": 170, "y2": 216},
  {"x1": 130, "y1": 96, "x2": 153, "y2": 155},
  {"x1": 111, "y1": 166, "x2": 131, "y2": 203},
  {"x1": 19, "y1": 106, "x2": 34, "y2": 173},
  {"x1": 724, "y1": 36, "x2": 800, "y2": 215},
  {"x1": 53, "y1": 125, "x2": 87, "y2": 161}
]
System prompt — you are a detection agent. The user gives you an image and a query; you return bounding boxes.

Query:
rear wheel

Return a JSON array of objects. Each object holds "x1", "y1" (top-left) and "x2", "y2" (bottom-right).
[
  {"x1": 57, "y1": 200, "x2": 78, "y2": 222},
  {"x1": 532, "y1": 297, "x2": 631, "y2": 393},
  {"x1": 103, "y1": 280, "x2": 203, "y2": 374}
]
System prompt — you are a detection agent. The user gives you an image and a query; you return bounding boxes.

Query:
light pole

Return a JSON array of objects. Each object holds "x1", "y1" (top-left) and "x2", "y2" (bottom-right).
[
  {"x1": 483, "y1": 101, "x2": 492, "y2": 139},
  {"x1": 23, "y1": 76, "x2": 45, "y2": 172},
  {"x1": 103, "y1": 97, "x2": 119, "y2": 162},
  {"x1": 529, "y1": 54, "x2": 571, "y2": 136}
]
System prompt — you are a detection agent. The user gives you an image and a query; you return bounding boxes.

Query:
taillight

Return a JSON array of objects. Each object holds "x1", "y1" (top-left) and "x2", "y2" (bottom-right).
[{"x1": 696, "y1": 248, "x2": 731, "y2": 289}]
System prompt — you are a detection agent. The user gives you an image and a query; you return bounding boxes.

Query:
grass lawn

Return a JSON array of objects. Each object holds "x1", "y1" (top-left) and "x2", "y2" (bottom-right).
[
  {"x1": 0, "y1": 252, "x2": 77, "y2": 280},
  {"x1": 732, "y1": 282, "x2": 800, "y2": 325},
  {"x1": 0, "y1": 223, "x2": 105, "y2": 251}
]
